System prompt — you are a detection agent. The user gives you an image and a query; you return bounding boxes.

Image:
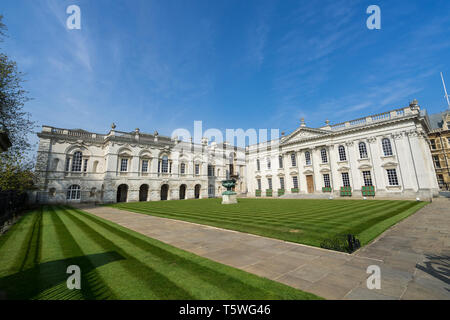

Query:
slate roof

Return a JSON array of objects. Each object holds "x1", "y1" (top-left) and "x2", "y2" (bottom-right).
[{"x1": 428, "y1": 111, "x2": 450, "y2": 130}]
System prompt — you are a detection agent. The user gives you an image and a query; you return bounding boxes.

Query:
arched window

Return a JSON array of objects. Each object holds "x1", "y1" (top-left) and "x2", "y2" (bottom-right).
[
  {"x1": 278, "y1": 155, "x2": 283, "y2": 168},
  {"x1": 161, "y1": 155, "x2": 169, "y2": 173},
  {"x1": 338, "y1": 145, "x2": 346, "y2": 161},
  {"x1": 359, "y1": 142, "x2": 368, "y2": 159},
  {"x1": 291, "y1": 153, "x2": 297, "y2": 166},
  {"x1": 320, "y1": 149, "x2": 328, "y2": 163},
  {"x1": 267, "y1": 157, "x2": 271, "y2": 169},
  {"x1": 71, "y1": 151, "x2": 82, "y2": 172},
  {"x1": 180, "y1": 162, "x2": 186, "y2": 174},
  {"x1": 305, "y1": 151, "x2": 311, "y2": 165},
  {"x1": 67, "y1": 185, "x2": 81, "y2": 200},
  {"x1": 382, "y1": 138, "x2": 393, "y2": 156}
]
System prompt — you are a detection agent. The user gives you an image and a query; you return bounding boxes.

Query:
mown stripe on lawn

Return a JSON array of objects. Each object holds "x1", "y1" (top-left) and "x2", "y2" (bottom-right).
[
  {"x1": 60, "y1": 206, "x2": 196, "y2": 299},
  {"x1": 112, "y1": 198, "x2": 426, "y2": 248},
  {"x1": 66, "y1": 206, "x2": 319, "y2": 299}
]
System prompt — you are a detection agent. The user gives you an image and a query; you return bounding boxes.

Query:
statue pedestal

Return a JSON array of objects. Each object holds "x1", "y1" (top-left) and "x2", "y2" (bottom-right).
[{"x1": 222, "y1": 192, "x2": 237, "y2": 204}]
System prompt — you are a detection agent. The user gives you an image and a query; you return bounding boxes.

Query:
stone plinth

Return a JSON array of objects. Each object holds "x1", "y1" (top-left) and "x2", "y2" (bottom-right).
[{"x1": 222, "y1": 193, "x2": 237, "y2": 204}]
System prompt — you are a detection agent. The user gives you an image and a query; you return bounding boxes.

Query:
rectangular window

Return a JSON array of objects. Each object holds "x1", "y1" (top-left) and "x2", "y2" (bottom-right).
[
  {"x1": 292, "y1": 176, "x2": 299, "y2": 189},
  {"x1": 323, "y1": 174, "x2": 331, "y2": 188},
  {"x1": 362, "y1": 171, "x2": 373, "y2": 186},
  {"x1": 161, "y1": 158, "x2": 169, "y2": 173},
  {"x1": 195, "y1": 164, "x2": 200, "y2": 175},
  {"x1": 257, "y1": 178, "x2": 262, "y2": 190},
  {"x1": 279, "y1": 155, "x2": 283, "y2": 169},
  {"x1": 268, "y1": 178, "x2": 272, "y2": 190},
  {"x1": 65, "y1": 158, "x2": 70, "y2": 171},
  {"x1": 180, "y1": 163, "x2": 186, "y2": 174},
  {"x1": 437, "y1": 174, "x2": 444, "y2": 186},
  {"x1": 208, "y1": 165, "x2": 214, "y2": 177},
  {"x1": 341, "y1": 172, "x2": 350, "y2": 187},
  {"x1": 321, "y1": 149, "x2": 328, "y2": 163},
  {"x1": 430, "y1": 139, "x2": 436, "y2": 150},
  {"x1": 142, "y1": 160, "x2": 148, "y2": 172},
  {"x1": 120, "y1": 158, "x2": 128, "y2": 172},
  {"x1": 291, "y1": 153, "x2": 297, "y2": 167},
  {"x1": 267, "y1": 158, "x2": 271, "y2": 169},
  {"x1": 305, "y1": 152, "x2": 311, "y2": 165},
  {"x1": 83, "y1": 159, "x2": 88, "y2": 172},
  {"x1": 387, "y1": 169, "x2": 399, "y2": 186},
  {"x1": 256, "y1": 159, "x2": 260, "y2": 171},
  {"x1": 433, "y1": 155, "x2": 441, "y2": 168},
  {"x1": 279, "y1": 177, "x2": 285, "y2": 189}
]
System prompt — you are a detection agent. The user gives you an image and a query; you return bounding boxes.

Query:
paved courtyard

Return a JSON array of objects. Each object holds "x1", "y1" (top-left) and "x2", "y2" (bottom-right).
[{"x1": 82, "y1": 199, "x2": 450, "y2": 300}]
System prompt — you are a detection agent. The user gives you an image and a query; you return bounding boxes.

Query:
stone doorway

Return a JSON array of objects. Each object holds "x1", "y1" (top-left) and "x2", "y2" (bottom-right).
[
  {"x1": 161, "y1": 184, "x2": 169, "y2": 200},
  {"x1": 116, "y1": 184, "x2": 128, "y2": 202}
]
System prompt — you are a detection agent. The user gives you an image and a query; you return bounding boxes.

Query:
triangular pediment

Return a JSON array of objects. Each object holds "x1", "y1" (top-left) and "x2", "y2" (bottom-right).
[{"x1": 281, "y1": 127, "x2": 328, "y2": 145}]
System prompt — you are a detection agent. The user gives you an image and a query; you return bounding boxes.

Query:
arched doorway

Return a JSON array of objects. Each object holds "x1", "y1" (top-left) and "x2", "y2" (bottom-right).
[
  {"x1": 139, "y1": 184, "x2": 149, "y2": 201},
  {"x1": 194, "y1": 184, "x2": 201, "y2": 199},
  {"x1": 116, "y1": 184, "x2": 128, "y2": 203},
  {"x1": 179, "y1": 184, "x2": 186, "y2": 200},
  {"x1": 161, "y1": 184, "x2": 169, "y2": 200}
]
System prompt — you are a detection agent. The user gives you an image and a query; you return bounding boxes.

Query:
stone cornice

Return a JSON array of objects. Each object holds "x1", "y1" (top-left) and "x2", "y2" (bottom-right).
[{"x1": 280, "y1": 114, "x2": 420, "y2": 148}]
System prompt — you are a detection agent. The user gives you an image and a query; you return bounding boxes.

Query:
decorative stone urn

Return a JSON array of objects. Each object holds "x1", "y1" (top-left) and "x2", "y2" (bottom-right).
[{"x1": 221, "y1": 179, "x2": 238, "y2": 204}]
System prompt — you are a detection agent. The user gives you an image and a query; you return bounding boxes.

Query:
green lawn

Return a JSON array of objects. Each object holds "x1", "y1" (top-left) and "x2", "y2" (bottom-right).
[
  {"x1": 112, "y1": 198, "x2": 427, "y2": 247},
  {"x1": 0, "y1": 206, "x2": 320, "y2": 300}
]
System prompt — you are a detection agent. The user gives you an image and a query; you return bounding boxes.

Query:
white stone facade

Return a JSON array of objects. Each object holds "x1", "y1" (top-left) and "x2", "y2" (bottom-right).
[
  {"x1": 34, "y1": 126, "x2": 246, "y2": 204},
  {"x1": 246, "y1": 101, "x2": 439, "y2": 200},
  {"x1": 34, "y1": 101, "x2": 439, "y2": 203}
]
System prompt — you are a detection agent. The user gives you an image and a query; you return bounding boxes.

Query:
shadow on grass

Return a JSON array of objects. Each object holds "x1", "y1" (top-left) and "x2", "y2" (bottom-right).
[{"x1": 0, "y1": 251, "x2": 124, "y2": 300}]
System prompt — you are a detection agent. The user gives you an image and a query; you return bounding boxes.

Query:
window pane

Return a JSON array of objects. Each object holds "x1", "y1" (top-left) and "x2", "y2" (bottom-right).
[
  {"x1": 305, "y1": 152, "x2": 311, "y2": 165},
  {"x1": 323, "y1": 174, "x2": 330, "y2": 188},
  {"x1": 120, "y1": 158, "x2": 128, "y2": 172},
  {"x1": 338, "y1": 146, "x2": 346, "y2": 161},
  {"x1": 72, "y1": 152, "x2": 82, "y2": 172},
  {"x1": 280, "y1": 177, "x2": 285, "y2": 189},
  {"x1": 142, "y1": 160, "x2": 148, "y2": 172},
  {"x1": 341, "y1": 172, "x2": 350, "y2": 187},
  {"x1": 359, "y1": 142, "x2": 368, "y2": 159},
  {"x1": 293, "y1": 176, "x2": 299, "y2": 189},
  {"x1": 382, "y1": 138, "x2": 393, "y2": 156},
  {"x1": 363, "y1": 171, "x2": 373, "y2": 186},
  {"x1": 387, "y1": 169, "x2": 399, "y2": 185},
  {"x1": 321, "y1": 149, "x2": 328, "y2": 163},
  {"x1": 291, "y1": 153, "x2": 297, "y2": 166},
  {"x1": 162, "y1": 156, "x2": 168, "y2": 173}
]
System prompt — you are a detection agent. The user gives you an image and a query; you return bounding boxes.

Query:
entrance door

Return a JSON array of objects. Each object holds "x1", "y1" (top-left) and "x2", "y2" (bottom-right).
[
  {"x1": 306, "y1": 175, "x2": 314, "y2": 193},
  {"x1": 194, "y1": 184, "x2": 201, "y2": 199},
  {"x1": 117, "y1": 184, "x2": 128, "y2": 202},
  {"x1": 139, "y1": 184, "x2": 148, "y2": 201},
  {"x1": 179, "y1": 184, "x2": 186, "y2": 200},
  {"x1": 161, "y1": 184, "x2": 169, "y2": 200}
]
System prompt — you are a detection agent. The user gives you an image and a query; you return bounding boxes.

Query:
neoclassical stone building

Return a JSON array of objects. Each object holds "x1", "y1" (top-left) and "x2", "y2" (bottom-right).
[
  {"x1": 35, "y1": 125, "x2": 246, "y2": 203},
  {"x1": 247, "y1": 100, "x2": 439, "y2": 199},
  {"x1": 34, "y1": 100, "x2": 439, "y2": 203}
]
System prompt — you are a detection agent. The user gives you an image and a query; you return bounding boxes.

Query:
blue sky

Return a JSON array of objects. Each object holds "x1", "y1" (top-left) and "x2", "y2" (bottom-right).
[{"x1": 1, "y1": 0, "x2": 450, "y2": 147}]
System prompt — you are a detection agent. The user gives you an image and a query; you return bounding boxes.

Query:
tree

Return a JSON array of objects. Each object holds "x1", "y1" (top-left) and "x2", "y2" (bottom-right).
[{"x1": 0, "y1": 15, "x2": 35, "y2": 192}]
